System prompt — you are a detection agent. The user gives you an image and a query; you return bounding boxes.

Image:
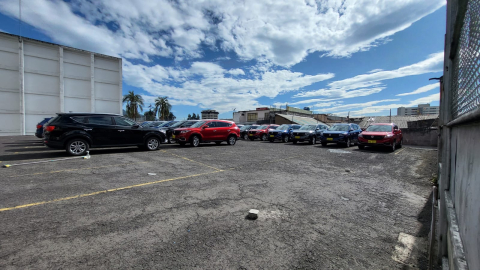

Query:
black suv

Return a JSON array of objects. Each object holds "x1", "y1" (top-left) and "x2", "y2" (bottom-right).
[{"x1": 43, "y1": 113, "x2": 166, "y2": 156}]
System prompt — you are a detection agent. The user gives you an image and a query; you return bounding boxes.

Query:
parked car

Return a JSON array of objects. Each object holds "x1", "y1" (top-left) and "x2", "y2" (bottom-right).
[
  {"x1": 240, "y1": 125, "x2": 259, "y2": 140},
  {"x1": 248, "y1": 124, "x2": 279, "y2": 141},
  {"x1": 172, "y1": 120, "x2": 240, "y2": 147},
  {"x1": 156, "y1": 121, "x2": 178, "y2": 128},
  {"x1": 43, "y1": 113, "x2": 166, "y2": 156},
  {"x1": 320, "y1": 123, "x2": 362, "y2": 147},
  {"x1": 141, "y1": 121, "x2": 167, "y2": 128},
  {"x1": 291, "y1": 124, "x2": 328, "y2": 144},
  {"x1": 268, "y1": 124, "x2": 302, "y2": 143},
  {"x1": 35, "y1": 117, "x2": 53, "y2": 138},
  {"x1": 357, "y1": 123, "x2": 403, "y2": 151},
  {"x1": 237, "y1": 124, "x2": 245, "y2": 129},
  {"x1": 162, "y1": 120, "x2": 199, "y2": 143}
]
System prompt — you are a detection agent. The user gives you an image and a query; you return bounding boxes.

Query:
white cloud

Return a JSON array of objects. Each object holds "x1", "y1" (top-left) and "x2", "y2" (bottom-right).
[
  {"x1": 0, "y1": 0, "x2": 445, "y2": 65},
  {"x1": 396, "y1": 83, "x2": 439, "y2": 96},
  {"x1": 228, "y1": 68, "x2": 245, "y2": 76}
]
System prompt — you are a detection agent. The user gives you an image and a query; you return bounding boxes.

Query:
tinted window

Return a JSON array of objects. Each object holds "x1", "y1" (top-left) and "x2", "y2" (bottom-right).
[
  {"x1": 206, "y1": 122, "x2": 217, "y2": 128},
  {"x1": 88, "y1": 116, "x2": 113, "y2": 125},
  {"x1": 71, "y1": 116, "x2": 87, "y2": 123},
  {"x1": 114, "y1": 117, "x2": 136, "y2": 126},
  {"x1": 217, "y1": 122, "x2": 232, "y2": 127}
]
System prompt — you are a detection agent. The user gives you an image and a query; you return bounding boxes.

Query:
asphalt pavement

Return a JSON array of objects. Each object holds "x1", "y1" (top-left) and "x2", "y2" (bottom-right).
[{"x1": 0, "y1": 136, "x2": 436, "y2": 269}]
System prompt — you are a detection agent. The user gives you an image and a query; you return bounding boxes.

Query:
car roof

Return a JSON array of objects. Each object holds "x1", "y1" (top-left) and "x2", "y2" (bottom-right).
[
  {"x1": 370, "y1": 123, "x2": 395, "y2": 126},
  {"x1": 57, "y1": 113, "x2": 122, "y2": 116}
]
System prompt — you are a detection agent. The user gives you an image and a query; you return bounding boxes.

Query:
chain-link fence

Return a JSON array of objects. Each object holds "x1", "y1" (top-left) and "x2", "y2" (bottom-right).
[{"x1": 451, "y1": 0, "x2": 480, "y2": 119}]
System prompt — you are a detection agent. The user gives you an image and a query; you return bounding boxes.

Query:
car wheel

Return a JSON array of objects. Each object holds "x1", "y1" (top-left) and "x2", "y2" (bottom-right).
[
  {"x1": 345, "y1": 138, "x2": 351, "y2": 148},
  {"x1": 227, "y1": 135, "x2": 236, "y2": 145},
  {"x1": 215, "y1": 141, "x2": 222, "y2": 145},
  {"x1": 321, "y1": 142, "x2": 327, "y2": 146},
  {"x1": 398, "y1": 139, "x2": 403, "y2": 148},
  {"x1": 293, "y1": 140, "x2": 297, "y2": 144},
  {"x1": 243, "y1": 134, "x2": 249, "y2": 140},
  {"x1": 145, "y1": 136, "x2": 161, "y2": 151},
  {"x1": 358, "y1": 145, "x2": 365, "y2": 150},
  {"x1": 310, "y1": 136, "x2": 316, "y2": 145},
  {"x1": 191, "y1": 135, "x2": 200, "y2": 147},
  {"x1": 261, "y1": 134, "x2": 267, "y2": 141},
  {"x1": 390, "y1": 141, "x2": 396, "y2": 152},
  {"x1": 283, "y1": 136, "x2": 289, "y2": 143},
  {"x1": 66, "y1": 138, "x2": 89, "y2": 156}
]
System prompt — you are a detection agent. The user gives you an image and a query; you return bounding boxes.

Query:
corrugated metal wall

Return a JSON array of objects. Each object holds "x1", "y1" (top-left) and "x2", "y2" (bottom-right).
[{"x1": 0, "y1": 33, "x2": 122, "y2": 136}]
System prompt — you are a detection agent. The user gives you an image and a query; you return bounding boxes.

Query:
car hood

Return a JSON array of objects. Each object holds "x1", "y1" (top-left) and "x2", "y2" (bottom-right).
[
  {"x1": 174, "y1": 127, "x2": 199, "y2": 131},
  {"x1": 361, "y1": 131, "x2": 391, "y2": 136},
  {"x1": 323, "y1": 131, "x2": 348, "y2": 135},
  {"x1": 294, "y1": 130, "x2": 314, "y2": 133}
]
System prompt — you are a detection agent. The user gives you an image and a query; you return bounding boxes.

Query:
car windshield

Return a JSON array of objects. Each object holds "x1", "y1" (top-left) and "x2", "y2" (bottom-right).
[
  {"x1": 299, "y1": 125, "x2": 316, "y2": 130},
  {"x1": 268, "y1": 126, "x2": 278, "y2": 130},
  {"x1": 328, "y1": 125, "x2": 349, "y2": 131},
  {"x1": 276, "y1": 124, "x2": 290, "y2": 130},
  {"x1": 240, "y1": 125, "x2": 251, "y2": 131},
  {"x1": 140, "y1": 122, "x2": 152, "y2": 127},
  {"x1": 156, "y1": 122, "x2": 171, "y2": 127},
  {"x1": 169, "y1": 121, "x2": 186, "y2": 128},
  {"x1": 191, "y1": 121, "x2": 207, "y2": 128},
  {"x1": 366, "y1": 125, "x2": 392, "y2": 132},
  {"x1": 250, "y1": 125, "x2": 259, "y2": 130},
  {"x1": 181, "y1": 121, "x2": 197, "y2": 127},
  {"x1": 256, "y1": 125, "x2": 267, "y2": 130}
]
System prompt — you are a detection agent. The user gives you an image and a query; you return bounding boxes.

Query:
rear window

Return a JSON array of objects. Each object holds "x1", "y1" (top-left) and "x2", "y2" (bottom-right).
[{"x1": 87, "y1": 116, "x2": 113, "y2": 125}]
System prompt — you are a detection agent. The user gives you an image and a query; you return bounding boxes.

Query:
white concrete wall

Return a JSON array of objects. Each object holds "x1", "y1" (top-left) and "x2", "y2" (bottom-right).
[{"x1": 0, "y1": 33, "x2": 122, "y2": 135}]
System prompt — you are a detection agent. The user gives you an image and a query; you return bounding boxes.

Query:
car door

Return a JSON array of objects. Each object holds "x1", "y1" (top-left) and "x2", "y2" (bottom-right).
[
  {"x1": 393, "y1": 125, "x2": 401, "y2": 142},
  {"x1": 215, "y1": 121, "x2": 231, "y2": 140},
  {"x1": 113, "y1": 116, "x2": 143, "y2": 145},
  {"x1": 85, "y1": 116, "x2": 115, "y2": 146},
  {"x1": 202, "y1": 121, "x2": 217, "y2": 141}
]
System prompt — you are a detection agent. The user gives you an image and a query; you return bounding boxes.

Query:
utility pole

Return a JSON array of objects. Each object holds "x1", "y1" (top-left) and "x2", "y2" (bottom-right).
[{"x1": 389, "y1": 109, "x2": 392, "y2": 123}]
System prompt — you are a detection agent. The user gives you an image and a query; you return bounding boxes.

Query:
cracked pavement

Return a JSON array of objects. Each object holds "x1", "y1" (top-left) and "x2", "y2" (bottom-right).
[{"x1": 0, "y1": 136, "x2": 436, "y2": 269}]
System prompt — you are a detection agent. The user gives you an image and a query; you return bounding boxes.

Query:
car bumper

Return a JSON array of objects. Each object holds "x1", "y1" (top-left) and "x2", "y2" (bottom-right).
[
  {"x1": 248, "y1": 134, "x2": 260, "y2": 138},
  {"x1": 321, "y1": 137, "x2": 347, "y2": 143},
  {"x1": 43, "y1": 140, "x2": 63, "y2": 149},
  {"x1": 358, "y1": 137, "x2": 394, "y2": 146},
  {"x1": 269, "y1": 134, "x2": 284, "y2": 140},
  {"x1": 172, "y1": 134, "x2": 188, "y2": 142},
  {"x1": 291, "y1": 135, "x2": 311, "y2": 141}
]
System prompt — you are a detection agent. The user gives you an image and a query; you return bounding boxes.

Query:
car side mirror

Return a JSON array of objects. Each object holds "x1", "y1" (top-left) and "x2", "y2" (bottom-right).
[
  {"x1": 133, "y1": 124, "x2": 140, "y2": 129},
  {"x1": 202, "y1": 126, "x2": 207, "y2": 130}
]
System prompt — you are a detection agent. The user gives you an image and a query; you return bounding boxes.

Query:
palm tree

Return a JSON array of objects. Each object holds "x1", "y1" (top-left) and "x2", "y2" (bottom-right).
[
  {"x1": 154, "y1": 96, "x2": 172, "y2": 121},
  {"x1": 122, "y1": 91, "x2": 144, "y2": 121}
]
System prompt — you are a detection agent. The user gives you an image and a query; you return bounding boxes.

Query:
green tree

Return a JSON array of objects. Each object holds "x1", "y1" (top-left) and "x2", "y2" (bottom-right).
[
  {"x1": 192, "y1": 113, "x2": 197, "y2": 120},
  {"x1": 144, "y1": 104, "x2": 155, "y2": 121},
  {"x1": 167, "y1": 112, "x2": 176, "y2": 121},
  {"x1": 187, "y1": 114, "x2": 192, "y2": 120},
  {"x1": 122, "y1": 91, "x2": 144, "y2": 121},
  {"x1": 154, "y1": 96, "x2": 172, "y2": 121}
]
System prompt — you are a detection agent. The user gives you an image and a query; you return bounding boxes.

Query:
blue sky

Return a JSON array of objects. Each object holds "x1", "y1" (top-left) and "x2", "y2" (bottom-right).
[{"x1": 0, "y1": 0, "x2": 445, "y2": 120}]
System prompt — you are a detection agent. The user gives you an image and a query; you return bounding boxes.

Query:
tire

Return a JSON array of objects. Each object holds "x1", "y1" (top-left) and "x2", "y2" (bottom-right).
[
  {"x1": 227, "y1": 135, "x2": 236, "y2": 145},
  {"x1": 66, "y1": 138, "x2": 89, "y2": 156},
  {"x1": 145, "y1": 136, "x2": 161, "y2": 151},
  {"x1": 261, "y1": 134, "x2": 267, "y2": 141},
  {"x1": 397, "y1": 139, "x2": 403, "y2": 148},
  {"x1": 390, "y1": 141, "x2": 396, "y2": 152},
  {"x1": 358, "y1": 145, "x2": 365, "y2": 150},
  {"x1": 345, "y1": 138, "x2": 351, "y2": 148},
  {"x1": 190, "y1": 135, "x2": 200, "y2": 147},
  {"x1": 249, "y1": 137, "x2": 255, "y2": 141},
  {"x1": 293, "y1": 140, "x2": 297, "y2": 144},
  {"x1": 215, "y1": 141, "x2": 222, "y2": 145},
  {"x1": 321, "y1": 142, "x2": 327, "y2": 146},
  {"x1": 243, "y1": 134, "x2": 249, "y2": 140},
  {"x1": 310, "y1": 136, "x2": 316, "y2": 145},
  {"x1": 283, "y1": 135, "x2": 289, "y2": 143}
]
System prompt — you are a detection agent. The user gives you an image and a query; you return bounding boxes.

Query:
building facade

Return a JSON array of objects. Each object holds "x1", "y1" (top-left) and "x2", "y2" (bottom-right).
[
  {"x1": 397, "y1": 104, "x2": 439, "y2": 116},
  {"x1": 233, "y1": 106, "x2": 312, "y2": 124},
  {"x1": 0, "y1": 32, "x2": 122, "y2": 136},
  {"x1": 201, "y1": 110, "x2": 219, "y2": 119}
]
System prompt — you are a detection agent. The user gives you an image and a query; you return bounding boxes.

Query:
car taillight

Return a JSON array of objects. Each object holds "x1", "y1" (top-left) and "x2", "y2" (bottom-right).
[
  {"x1": 45, "y1": 126, "x2": 55, "y2": 132},
  {"x1": 36, "y1": 124, "x2": 42, "y2": 129}
]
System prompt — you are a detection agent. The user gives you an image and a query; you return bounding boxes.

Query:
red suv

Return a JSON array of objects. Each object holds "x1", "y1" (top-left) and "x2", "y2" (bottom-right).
[
  {"x1": 247, "y1": 124, "x2": 279, "y2": 141},
  {"x1": 358, "y1": 123, "x2": 403, "y2": 152},
  {"x1": 172, "y1": 120, "x2": 240, "y2": 147}
]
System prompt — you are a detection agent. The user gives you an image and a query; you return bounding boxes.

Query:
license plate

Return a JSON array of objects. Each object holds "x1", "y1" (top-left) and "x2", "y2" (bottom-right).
[
  {"x1": 270, "y1": 135, "x2": 274, "y2": 137},
  {"x1": 249, "y1": 134, "x2": 253, "y2": 136},
  {"x1": 327, "y1": 138, "x2": 333, "y2": 141},
  {"x1": 172, "y1": 135, "x2": 176, "y2": 139},
  {"x1": 368, "y1": 140, "x2": 376, "y2": 143},
  {"x1": 295, "y1": 136, "x2": 300, "y2": 139}
]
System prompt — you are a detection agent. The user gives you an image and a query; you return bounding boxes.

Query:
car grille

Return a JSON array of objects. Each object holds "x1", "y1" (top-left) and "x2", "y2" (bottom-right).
[
  {"x1": 292, "y1": 132, "x2": 305, "y2": 136},
  {"x1": 324, "y1": 133, "x2": 339, "y2": 138},
  {"x1": 269, "y1": 131, "x2": 278, "y2": 135},
  {"x1": 363, "y1": 135, "x2": 384, "y2": 140}
]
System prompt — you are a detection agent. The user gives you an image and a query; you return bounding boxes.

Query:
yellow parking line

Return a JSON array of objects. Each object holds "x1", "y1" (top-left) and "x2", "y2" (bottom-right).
[
  {"x1": 6, "y1": 162, "x2": 149, "y2": 178},
  {"x1": 0, "y1": 170, "x2": 224, "y2": 212},
  {"x1": 395, "y1": 148, "x2": 405, "y2": 155}
]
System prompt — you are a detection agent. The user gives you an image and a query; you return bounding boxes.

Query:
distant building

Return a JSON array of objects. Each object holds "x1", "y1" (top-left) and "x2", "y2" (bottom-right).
[
  {"x1": 233, "y1": 106, "x2": 312, "y2": 124},
  {"x1": 201, "y1": 110, "x2": 219, "y2": 119},
  {"x1": 397, "y1": 104, "x2": 439, "y2": 116}
]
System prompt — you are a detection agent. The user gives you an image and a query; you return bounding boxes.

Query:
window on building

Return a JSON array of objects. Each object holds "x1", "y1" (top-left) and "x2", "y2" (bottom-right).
[{"x1": 247, "y1": 113, "x2": 258, "y2": 121}]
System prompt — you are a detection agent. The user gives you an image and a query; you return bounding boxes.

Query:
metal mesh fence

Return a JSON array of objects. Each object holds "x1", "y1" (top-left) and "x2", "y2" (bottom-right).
[{"x1": 451, "y1": 0, "x2": 480, "y2": 119}]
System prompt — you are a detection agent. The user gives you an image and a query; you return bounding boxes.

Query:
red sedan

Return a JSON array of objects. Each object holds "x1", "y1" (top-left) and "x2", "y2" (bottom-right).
[{"x1": 358, "y1": 123, "x2": 403, "y2": 152}]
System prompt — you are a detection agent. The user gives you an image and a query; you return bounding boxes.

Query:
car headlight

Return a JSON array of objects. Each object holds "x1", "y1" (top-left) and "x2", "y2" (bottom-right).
[
  {"x1": 180, "y1": 130, "x2": 191, "y2": 133},
  {"x1": 358, "y1": 133, "x2": 363, "y2": 138},
  {"x1": 159, "y1": 129, "x2": 166, "y2": 133},
  {"x1": 385, "y1": 134, "x2": 394, "y2": 138}
]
